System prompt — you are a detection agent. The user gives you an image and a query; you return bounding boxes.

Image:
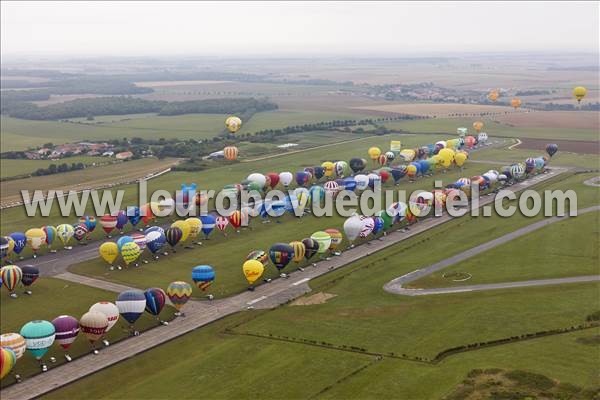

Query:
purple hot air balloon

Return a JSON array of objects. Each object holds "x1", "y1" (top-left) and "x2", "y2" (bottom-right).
[
  {"x1": 116, "y1": 210, "x2": 129, "y2": 233},
  {"x1": 52, "y1": 315, "x2": 79, "y2": 360}
]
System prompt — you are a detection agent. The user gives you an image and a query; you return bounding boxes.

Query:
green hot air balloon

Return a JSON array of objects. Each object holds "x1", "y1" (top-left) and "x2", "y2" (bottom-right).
[
  {"x1": 310, "y1": 231, "x2": 332, "y2": 254},
  {"x1": 20, "y1": 320, "x2": 55, "y2": 370}
]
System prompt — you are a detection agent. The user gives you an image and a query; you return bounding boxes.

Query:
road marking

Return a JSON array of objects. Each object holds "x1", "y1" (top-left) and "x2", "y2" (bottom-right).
[
  {"x1": 291, "y1": 278, "x2": 310, "y2": 286},
  {"x1": 246, "y1": 296, "x2": 267, "y2": 305}
]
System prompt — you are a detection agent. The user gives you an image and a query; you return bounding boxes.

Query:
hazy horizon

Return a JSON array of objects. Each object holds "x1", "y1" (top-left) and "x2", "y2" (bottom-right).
[{"x1": 2, "y1": 1, "x2": 598, "y2": 58}]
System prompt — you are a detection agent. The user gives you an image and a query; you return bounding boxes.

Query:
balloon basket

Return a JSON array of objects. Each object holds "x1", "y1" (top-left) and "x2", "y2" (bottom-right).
[
  {"x1": 10, "y1": 293, "x2": 18, "y2": 298},
  {"x1": 143, "y1": 260, "x2": 149, "y2": 264},
  {"x1": 49, "y1": 357, "x2": 57, "y2": 363},
  {"x1": 161, "y1": 321, "x2": 169, "y2": 326},
  {"x1": 109, "y1": 266, "x2": 115, "y2": 271},
  {"x1": 174, "y1": 311, "x2": 182, "y2": 317},
  {"x1": 25, "y1": 290, "x2": 32, "y2": 295},
  {"x1": 32, "y1": 254, "x2": 37, "y2": 259},
  {"x1": 41, "y1": 364, "x2": 48, "y2": 372},
  {"x1": 93, "y1": 349, "x2": 99, "y2": 355},
  {"x1": 247, "y1": 286, "x2": 255, "y2": 292},
  {"x1": 15, "y1": 374, "x2": 22, "y2": 383},
  {"x1": 50, "y1": 249, "x2": 57, "y2": 253},
  {"x1": 117, "y1": 266, "x2": 122, "y2": 270},
  {"x1": 65, "y1": 354, "x2": 72, "y2": 362}
]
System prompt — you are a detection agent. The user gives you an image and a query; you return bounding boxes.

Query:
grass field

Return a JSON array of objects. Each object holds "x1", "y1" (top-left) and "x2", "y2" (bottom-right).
[
  {"x1": 383, "y1": 117, "x2": 599, "y2": 142},
  {"x1": 1, "y1": 157, "x2": 180, "y2": 204},
  {"x1": 493, "y1": 110, "x2": 600, "y2": 130},
  {"x1": 355, "y1": 102, "x2": 519, "y2": 117},
  {"x1": 0, "y1": 156, "x2": 107, "y2": 179},
  {"x1": 408, "y1": 211, "x2": 600, "y2": 289},
  {"x1": 0, "y1": 277, "x2": 175, "y2": 387},
  {"x1": 471, "y1": 146, "x2": 600, "y2": 169}
]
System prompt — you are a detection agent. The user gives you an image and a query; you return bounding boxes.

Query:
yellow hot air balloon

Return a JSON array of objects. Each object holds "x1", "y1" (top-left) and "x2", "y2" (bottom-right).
[
  {"x1": 289, "y1": 241, "x2": 305, "y2": 263},
  {"x1": 99, "y1": 242, "x2": 119, "y2": 266},
  {"x1": 438, "y1": 148, "x2": 455, "y2": 168},
  {"x1": 171, "y1": 220, "x2": 191, "y2": 242},
  {"x1": 243, "y1": 259, "x2": 264, "y2": 285},
  {"x1": 454, "y1": 151, "x2": 468, "y2": 167},
  {"x1": 399, "y1": 149, "x2": 416, "y2": 162},
  {"x1": 510, "y1": 98, "x2": 522, "y2": 109},
  {"x1": 185, "y1": 217, "x2": 202, "y2": 239},
  {"x1": 573, "y1": 86, "x2": 587, "y2": 103},
  {"x1": 488, "y1": 90, "x2": 499, "y2": 102},
  {"x1": 25, "y1": 228, "x2": 46, "y2": 255},
  {"x1": 321, "y1": 161, "x2": 335, "y2": 178},
  {"x1": 1, "y1": 347, "x2": 17, "y2": 380},
  {"x1": 472, "y1": 121, "x2": 484, "y2": 133},
  {"x1": 56, "y1": 224, "x2": 74, "y2": 246},
  {"x1": 120, "y1": 242, "x2": 141, "y2": 266},
  {"x1": 368, "y1": 147, "x2": 381, "y2": 161},
  {"x1": 225, "y1": 116, "x2": 242, "y2": 133}
]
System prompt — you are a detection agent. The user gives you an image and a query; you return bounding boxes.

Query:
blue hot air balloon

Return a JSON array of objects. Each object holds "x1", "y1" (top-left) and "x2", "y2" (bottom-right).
[
  {"x1": 117, "y1": 236, "x2": 133, "y2": 251},
  {"x1": 145, "y1": 230, "x2": 166, "y2": 255},
  {"x1": 116, "y1": 290, "x2": 147, "y2": 324},
  {"x1": 9, "y1": 232, "x2": 26, "y2": 255},
  {"x1": 313, "y1": 166, "x2": 325, "y2": 180},
  {"x1": 200, "y1": 214, "x2": 216, "y2": 238},
  {"x1": 127, "y1": 206, "x2": 141, "y2": 227},
  {"x1": 372, "y1": 216, "x2": 384, "y2": 235},
  {"x1": 191, "y1": 265, "x2": 215, "y2": 291},
  {"x1": 342, "y1": 177, "x2": 357, "y2": 192}
]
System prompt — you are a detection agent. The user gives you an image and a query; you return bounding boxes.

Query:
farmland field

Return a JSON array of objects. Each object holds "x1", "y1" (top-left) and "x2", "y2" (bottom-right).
[
  {"x1": 493, "y1": 110, "x2": 600, "y2": 130},
  {"x1": 355, "y1": 102, "x2": 520, "y2": 117},
  {"x1": 0, "y1": 156, "x2": 107, "y2": 179}
]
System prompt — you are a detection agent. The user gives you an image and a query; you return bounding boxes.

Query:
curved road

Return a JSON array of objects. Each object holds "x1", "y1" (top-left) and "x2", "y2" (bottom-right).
[
  {"x1": 383, "y1": 205, "x2": 600, "y2": 296},
  {"x1": 2, "y1": 166, "x2": 591, "y2": 400}
]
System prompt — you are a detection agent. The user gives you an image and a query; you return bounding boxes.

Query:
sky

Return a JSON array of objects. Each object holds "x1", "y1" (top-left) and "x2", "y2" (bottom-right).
[{"x1": 1, "y1": 1, "x2": 598, "y2": 57}]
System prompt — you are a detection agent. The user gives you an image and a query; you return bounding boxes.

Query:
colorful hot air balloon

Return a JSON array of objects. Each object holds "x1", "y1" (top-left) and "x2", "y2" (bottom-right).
[
  {"x1": 0, "y1": 333, "x2": 26, "y2": 360},
  {"x1": 243, "y1": 260, "x2": 264, "y2": 285},
  {"x1": 131, "y1": 232, "x2": 146, "y2": 252},
  {"x1": 546, "y1": 143, "x2": 558, "y2": 157},
  {"x1": 73, "y1": 223, "x2": 88, "y2": 242},
  {"x1": 199, "y1": 215, "x2": 216, "y2": 238},
  {"x1": 41, "y1": 225, "x2": 56, "y2": 249},
  {"x1": 116, "y1": 290, "x2": 146, "y2": 326},
  {"x1": 1, "y1": 265, "x2": 22, "y2": 295},
  {"x1": 144, "y1": 288, "x2": 167, "y2": 317},
  {"x1": 171, "y1": 220, "x2": 191, "y2": 243},
  {"x1": 247, "y1": 250, "x2": 269, "y2": 266},
  {"x1": 20, "y1": 320, "x2": 55, "y2": 360},
  {"x1": 301, "y1": 238, "x2": 319, "y2": 260},
  {"x1": 9, "y1": 232, "x2": 26, "y2": 255},
  {"x1": 165, "y1": 227, "x2": 183, "y2": 250},
  {"x1": 56, "y1": 224, "x2": 74, "y2": 246},
  {"x1": 359, "y1": 216, "x2": 375, "y2": 238},
  {"x1": 311, "y1": 231, "x2": 332, "y2": 254},
  {"x1": 324, "y1": 228, "x2": 343, "y2": 251},
  {"x1": 166, "y1": 281, "x2": 192, "y2": 312},
  {"x1": 488, "y1": 90, "x2": 499, "y2": 102},
  {"x1": 1, "y1": 347, "x2": 16, "y2": 380},
  {"x1": 99, "y1": 215, "x2": 118, "y2": 237},
  {"x1": 215, "y1": 216, "x2": 229, "y2": 233},
  {"x1": 289, "y1": 241, "x2": 306, "y2": 263},
  {"x1": 225, "y1": 116, "x2": 242, "y2": 133},
  {"x1": 116, "y1": 236, "x2": 133, "y2": 252},
  {"x1": 191, "y1": 265, "x2": 215, "y2": 291},
  {"x1": 120, "y1": 242, "x2": 141, "y2": 266},
  {"x1": 25, "y1": 228, "x2": 46, "y2": 256},
  {"x1": 145, "y1": 229, "x2": 166, "y2": 257},
  {"x1": 228, "y1": 211, "x2": 243, "y2": 229},
  {"x1": 510, "y1": 98, "x2": 522, "y2": 109},
  {"x1": 324, "y1": 180, "x2": 339, "y2": 197},
  {"x1": 472, "y1": 121, "x2": 484, "y2": 133},
  {"x1": 51, "y1": 315, "x2": 79, "y2": 357},
  {"x1": 79, "y1": 311, "x2": 108, "y2": 348},
  {"x1": 89, "y1": 302, "x2": 119, "y2": 332},
  {"x1": 573, "y1": 86, "x2": 587, "y2": 103},
  {"x1": 21, "y1": 266, "x2": 39, "y2": 292},
  {"x1": 223, "y1": 146, "x2": 239, "y2": 161},
  {"x1": 377, "y1": 154, "x2": 387, "y2": 166},
  {"x1": 269, "y1": 243, "x2": 294, "y2": 271},
  {"x1": 1, "y1": 237, "x2": 13, "y2": 260}
]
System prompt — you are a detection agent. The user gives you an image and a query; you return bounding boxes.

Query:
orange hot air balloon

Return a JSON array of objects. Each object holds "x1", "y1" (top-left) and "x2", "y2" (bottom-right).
[
  {"x1": 472, "y1": 121, "x2": 484, "y2": 133},
  {"x1": 488, "y1": 90, "x2": 499, "y2": 102},
  {"x1": 223, "y1": 146, "x2": 239, "y2": 161},
  {"x1": 510, "y1": 98, "x2": 522, "y2": 109}
]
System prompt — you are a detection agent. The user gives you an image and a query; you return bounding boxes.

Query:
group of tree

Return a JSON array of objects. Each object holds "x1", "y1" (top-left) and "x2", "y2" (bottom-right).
[{"x1": 32, "y1": 162, "x2": 86, "y2": 176}]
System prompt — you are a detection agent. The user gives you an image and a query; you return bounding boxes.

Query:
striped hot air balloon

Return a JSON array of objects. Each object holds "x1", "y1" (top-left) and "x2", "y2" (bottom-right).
[
  {"x1": 89, "y1": 302, "x2": 119, "y2": 332},
  {"x1": 116, "y1": 290, "x2": 147, "y2": 325},
  {"x1": 166, "y1": 281, "x2": 192, "y2": 312},
  {"x1": 301, "y1": 238, "x2": 319, "y2": 260},
  {"x1": 99, "y1": 214, "x2": 118, "y2": 236},
  {"x1": 223, "y1": 146, "x2": 239, "y2": 161},
  {"x1": 323, "y1": 181, "x2": 339, "y2": 197},
  {"x1": 79, "y1": 311, "x2": 108, "y2": 345},
  {"x1": 1, "y1": 347, "x2": 16, "y2": 380},
  {"x1": 144, "y1": 288, "x2": 167, "y2": 316},
  {"x1": 324, "y1": 228, "x2": 343, "y2": 250},
  {"x1": 52, "y1": 315, "x2": 80, "y2": 351},
  {"x1": 289, "y1": 241, "x2": 306, "y2": 263},
  {"x1": 191, "y1": 265, "x2": 215, "y2": 291},
  {"x1": 216, "y1": 216, "x2": 229, "y2": 232},
  {"x1": 246, "y1": 250, "x2": 269, "y2": 266},
  {"x1": 42, "y1": 225, "x2": 57, "y2": 248},
  {"x1": 165, "y1": 227, "x2": 182, "y2": 250},
  {"x1": 269, "y1": 243, "x2": 294, "y2": 271},
  {"x1": 20, "y1": 320, "x2": 55, "y2": 360},
  {"x1": 310, "y1": 231, "x2": 332, "y2": 254},
  {"x1": 0, "y1": 333, "x2": 26, "y2": 360},
  {"x1": 1, "y1": 265, "x2": 22, "y2": 294}
]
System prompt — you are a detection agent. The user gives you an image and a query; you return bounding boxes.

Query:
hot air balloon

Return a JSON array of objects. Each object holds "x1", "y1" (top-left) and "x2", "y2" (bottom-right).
[
  {"x1": 21, "y1": 266, "x2": 39, "y2": 294},
  {"x1": 79, "y1": 311, "x2": 108, "y2": 353},
  {"x1": 511, "y1": 98, "x2": 522, "y2": 109},
  {"x1": 472, "y1": 121, "x2": 484, "y2": 133},
  {"x1": 223, "y1": 146, "x2": 239, "y2": 161},
  {"x1": 144, "y1": 288, "x2": 167, "y2": 322},
  {"x1": 359, "y1": 217, "x2": 375, "y2": 238},
  {"x1": 51, "y1": 315, "x2": 79, "y2": 361},
  {"x1": 371, "y1": 216, "x2": 384, "y2": 235},
  {"x1": 279, "y1": 172, "x2": 293, "y2": 188},
  {"x1": 510, "y1": 163, "x2": 526, "y2": 180},
  {"x1": 454, "y1": 151, "x2": 468, "y2": 167},
  {"x1": 247, "y1": 250, "x2": 269, "y2": 266},
  {"x1": 20, "y1": 320, "x2": 55, "y2": 367},
  {"x1": 185, "y1": 217, "x2": 202, "y2": 240},
  {"x1": 131, "y1": 232, "x2": 146, "y2": 253},
  {"x1": 145, "y1": 230, "x2": 166, "y2": 258},
  {"x1": 406, "y1": 164, "x2": 417, "y2": 179},
  {"x1": 120, "y1": 242, "x2": 141, "y2": 266},
  {"x1": 1, "y1": 347, "x2": 16, "y2": 380},
  {"x1": 343, "y1": 215, "x2": 363, "y2": 244},
  {"x1": 478, "y1": 132, "x2": 488, "y2": 144},
  {"x1": 324, "y1": 228, "x2": 343, "y2": 251},
  {"x1": 192, "y1": 265, "x2": 215, "y2": 291},
  {"x1": 546, "y1": 143, "x2": 558, "y2": 157},
  {"x1": 215, "y1": 216, "x2": 229, "y2": 234},
  {"x1": 171, "y1": 220, "x2": 190, "y2": 243},
  {"x1": 116, "y1": 290, "x2": 146, "y2": 334},
  {"x1": 228, "y1": 211, "x2": 243, "y2": 230},
  {"x1": 377, "y1": 154, "x2": 388, "y2": 167},
  {"x1": 488, "y1": 90, "x2": 499, "y2": 102},
  {"x1": 165, "y1": 227, "x2": 182, "y2": 251},
  {"x1": 25, "y1": 228, "x2": 46, "y2": 257},
  {"x1": 99, "y1": 215, "x2": 118, "y2": 237},
  {"x1": 0, "y1": 333, "x2": 26, "y2": 360},
  {"x1": 73, "y1": 223, "x2": 88, "y2": 243},
  {"x1": 89, "y1": 301, "x2": 120, "y2": 335},
  {"x1": 311, "y1": 231, "x2": 332, "y2": 254},
  {"x1": 321, "y1": 161, "x2": 334, "y2": 178},
  {"x1": 1, "y1": 265, "x2": 22, "y2": 297},
  {"x1": 313, "y1": 166, "x2": 325, "y2": 181},
  {"x1": 573, "y1": 86, "x2": 587, "y2": 103},
  {"x1": 368, "y1": 147, "x2": 381, "y2": 162},
  {"x1": 269, "y1": 243, "x2": 294, "y2": 272},
  {"x1": 140, "y1": 203, "x2": 155, "y2": 226},
  {"x1": 116, "y1": 236, "x2": 133, "y2": 252},
  {"x1": 295, "y1": 170, "x2": 310, "y2": 186},
  {"x1": 354, "y1": 174, "x2": 369, "y2": 191},
  {"x1": 266, "y1": 172, "x2": 280, "y2": 188},
  {"x1": 199, "y1": 214, "x2": 216, "y2": 239},
  {"x1": 41, "y1": 225, "x2": 56, "y2": 251},
  {"x1": 115, "y1": 210, "x2": 128, "y2": 233},
  {"x1": 99, "y1": 242, "x2": 119, "y2": 269},
  {"x1": 225, "y1": 116, "x2": 242, "y2": 133},
  {"x1": 324, "y1": 180, "x2": 339, "y2": 197},
  {"x1": 289, "y1": 241, "x2": 306, "y2": 263},
  {"x1": 56, "y1": 224, "x2": 74, "y2": 247},
  {"x1": 166, "y1": 281, "x2": 192, "y2": 315},
  {"x1": 243, "y1": 260, "x2": 264, "y2": 287},
  {"x1": 349, "y1": 158, "x2": 366, "y2": 174},
  {"x1": 9, "y1": 232, "x2": 26, "y2": 256}
]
